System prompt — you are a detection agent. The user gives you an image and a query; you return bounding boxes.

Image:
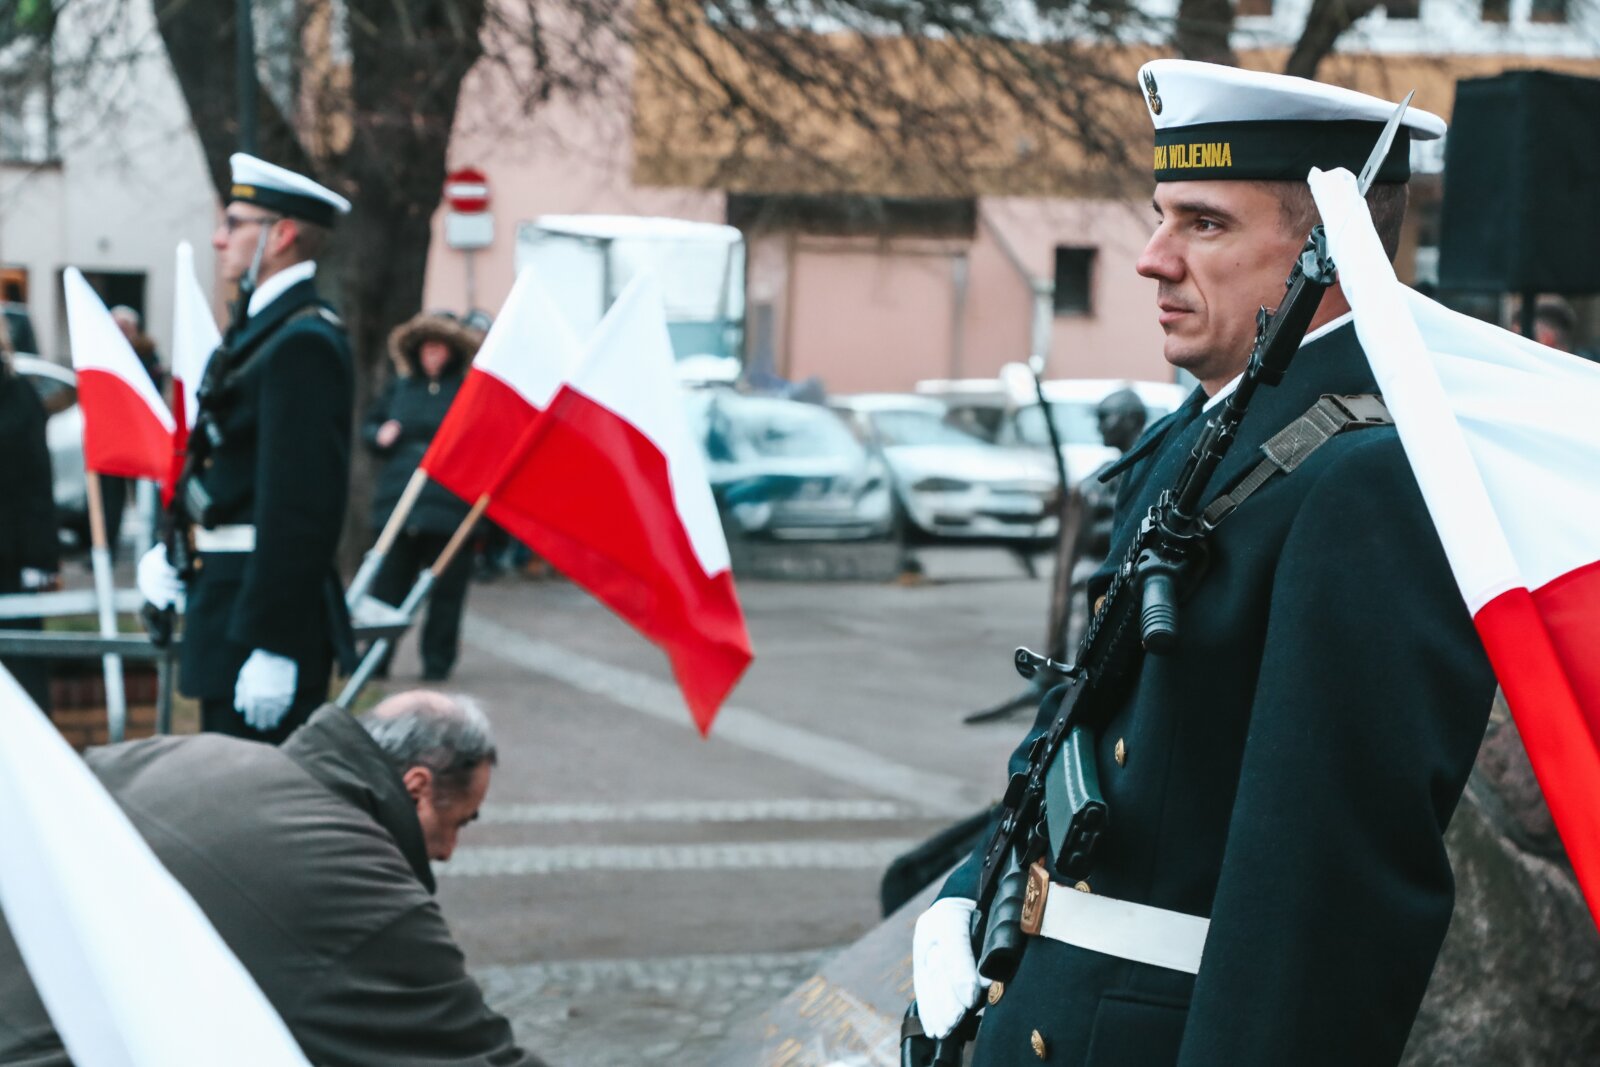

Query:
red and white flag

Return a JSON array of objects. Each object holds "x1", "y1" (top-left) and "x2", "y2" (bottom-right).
[
  {"x1": 64, "y1": 267, "x2": 174, "y2": 484},
  {"x1": 420, "y1": 269, "x2": 582, "y2": 503},
  {"x1": 1311, "y1": 166, "x2": 1600, "y2": 925},
  {"x1": 485, "y1": 276, "x2": 753, "y2": 734},
  {"x1": 170, "y1": 241, "x2": 220, "y2": 433},
  {"x1": 165, "y1": 242, "x2": 221, "y2": 504}
]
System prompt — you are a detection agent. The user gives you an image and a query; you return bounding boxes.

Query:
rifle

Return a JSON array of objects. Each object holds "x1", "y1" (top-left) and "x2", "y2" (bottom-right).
[{"x1": 901, "y1": 94, "x2": 1414, "y2": 1066}]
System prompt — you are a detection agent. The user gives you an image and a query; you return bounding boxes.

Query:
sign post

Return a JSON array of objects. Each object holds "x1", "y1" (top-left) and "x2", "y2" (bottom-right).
[{"x1": 444, "y1": 166, "x2": 493, "y2": 310}]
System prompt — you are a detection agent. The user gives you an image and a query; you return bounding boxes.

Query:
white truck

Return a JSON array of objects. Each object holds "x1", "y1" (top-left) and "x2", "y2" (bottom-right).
[{"x1": 514, "y1": 215, "x2": 745, "y2": 374}]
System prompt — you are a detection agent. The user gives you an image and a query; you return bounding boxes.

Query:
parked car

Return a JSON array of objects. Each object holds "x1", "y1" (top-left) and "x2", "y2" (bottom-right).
[
  {"x1": 918, "y1": 374, "x2": 1188, "y2": 486},
  {"x1": 685, "y1": 390, "x2": 894, "y2": 541},
  {"x1": 831, "y1": 394, "x2": 1060, "y2": 545},
  {"x1": 13, "y1": 355, "x2": 87, "y2": 541}
]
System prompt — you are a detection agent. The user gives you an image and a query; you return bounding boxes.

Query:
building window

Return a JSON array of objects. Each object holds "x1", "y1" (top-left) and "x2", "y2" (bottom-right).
[
  {"x1": 1530, "y1": 0, "x2": 1567, "y2": 21},
  {"x1": 1235, "y1": 0, "x2": 1274, "y2": 16},
  {"x1": 1384, "y1": 0, "x2": 1421, "y2": 17},
  {"x1": 1053, "y1": 247, "x2": 1095, "y2": 316},
  {"x1": 1481, "y1": 0, "x2": 1509, "y2": 21}
]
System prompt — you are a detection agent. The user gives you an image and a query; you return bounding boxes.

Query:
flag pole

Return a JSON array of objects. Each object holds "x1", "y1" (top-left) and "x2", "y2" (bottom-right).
[
  {"x1": 335, "y1": 493, "x2": 491, "y2": 708},
  {"x1": 84, "y1": 472, "x2": 128, "y2": 742},
  {"x1": 346, "y1": 468, "x2": 430, "y2": 609}
]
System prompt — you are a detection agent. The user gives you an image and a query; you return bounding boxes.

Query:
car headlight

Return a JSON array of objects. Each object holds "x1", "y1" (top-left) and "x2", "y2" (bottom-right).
[
  {"x1": 730, "y1": 501, "x2": 773, "y2": 530},
  {"x1": 911, "y1": 476, "x2": 972, "y2": 493}
]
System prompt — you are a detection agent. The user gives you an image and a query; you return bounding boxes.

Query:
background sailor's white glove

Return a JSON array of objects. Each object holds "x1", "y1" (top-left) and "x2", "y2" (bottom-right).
[
  {"x1": 234, "y1": 649, "x2": 298, "y2": 732},
  {"x1": 913, "y1": 896, "x2": 988, "y2": 1039},
  {"x1": 136, "y1": 544, "x2": 185, "y2": 610}
]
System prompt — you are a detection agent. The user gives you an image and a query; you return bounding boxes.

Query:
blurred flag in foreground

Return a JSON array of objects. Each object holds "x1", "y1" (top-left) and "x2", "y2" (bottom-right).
[
  {"x1": 64, "y1": 267, "x2": 174, "y2": 483},
  {"x1": 486, "y1": 277, "x2": 752, "y2": 734},
  {"x1": 1310, "y1": 166, "x2": 1600, "y2": 928},
  {"x1": 420, "y1": 269, "x2": 582, "y2": 503},
  {"x1": 0, "y1": 664, "x2": 310, "y2": 1066}
]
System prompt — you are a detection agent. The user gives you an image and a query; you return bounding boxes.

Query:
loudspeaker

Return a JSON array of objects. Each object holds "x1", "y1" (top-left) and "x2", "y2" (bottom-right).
[{"x1": 1438, "y1": 70, "x2": 1600, "y2": 294}]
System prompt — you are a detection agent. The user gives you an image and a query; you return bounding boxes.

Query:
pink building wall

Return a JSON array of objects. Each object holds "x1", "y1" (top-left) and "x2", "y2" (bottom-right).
[{"x1": 424, "y1": 72, "x2": 1175, "y2": 393}]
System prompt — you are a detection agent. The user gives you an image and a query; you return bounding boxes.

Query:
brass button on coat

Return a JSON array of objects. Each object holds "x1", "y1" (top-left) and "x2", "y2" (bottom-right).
[
  {"x1": 987, "y1": 981, "x2": 1005, "y2": 1006},
  {"x1": 1114, "y1": 738, "x2": 1127, "y2": 767},
  {"x1": 1031, "y1": 1029, "x2": 1048, "y2": 1059}
]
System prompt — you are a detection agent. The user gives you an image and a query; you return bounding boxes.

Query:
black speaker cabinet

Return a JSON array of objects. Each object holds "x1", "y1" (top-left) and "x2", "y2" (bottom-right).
[{"x1": 1438, "y1": 70, "x2": 1600, "y2": 294}]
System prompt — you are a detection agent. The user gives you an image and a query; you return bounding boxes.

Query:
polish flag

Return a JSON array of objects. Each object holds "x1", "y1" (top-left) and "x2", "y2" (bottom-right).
[
  {"x1": 0, "y1": 664, "x2": 312, "y2": 1065},
  {"x1": 419, "y1": 269, "x2": 582, "y2": 503},
  {"x1": 485, "y1": 277, "x2": 753, "y2": 734},
  {"x1": 1311, "y1": 167, "x2": 1600, "y2": 925},
  {"x1": 65, "y1": 268, "x2": 175, "y2": 484},
  {"x1": 165, "y1": 242, "x2": 222, "y2": 504}
]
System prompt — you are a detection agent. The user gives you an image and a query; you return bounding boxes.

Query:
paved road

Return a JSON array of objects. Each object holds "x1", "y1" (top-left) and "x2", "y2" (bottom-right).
[{"x1": 370, "y1": 549, "x2": 1050, "y2": 1065}]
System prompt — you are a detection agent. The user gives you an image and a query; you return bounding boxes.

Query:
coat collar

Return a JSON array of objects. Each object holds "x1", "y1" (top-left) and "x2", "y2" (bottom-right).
[
  {"x1": 283, "y1": 706, "x2": 436, "y2": 893},
  {"x1": 229, "y1": 276, "x2": 323, "y2": 354}
]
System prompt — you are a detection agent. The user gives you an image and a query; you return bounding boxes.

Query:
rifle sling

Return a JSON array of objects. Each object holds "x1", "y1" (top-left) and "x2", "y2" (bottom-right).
[{"x1": 1199, "y1": 393, "x2": 1392, "y2": 531}]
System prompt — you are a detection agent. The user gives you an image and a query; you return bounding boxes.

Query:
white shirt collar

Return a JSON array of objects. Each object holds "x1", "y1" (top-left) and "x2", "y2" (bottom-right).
[
  {"x1": 248, "y1": 260, "x2": 317, "y2": 316},
  {"x1": 1202, "y1": 311, "x2": 1355, "y2": 411}
]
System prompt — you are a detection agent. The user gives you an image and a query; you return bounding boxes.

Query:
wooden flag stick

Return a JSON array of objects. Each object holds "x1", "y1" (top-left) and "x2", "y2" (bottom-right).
[
  {"x1": 85, "y1": 472, "x2": 129, "y2": 742},
  {"x1": 336, "y1": 494, "x2": 489, "y2": 709},
  {"x1": 346, "y1": 468, "x2": 430, "y2": 608}
]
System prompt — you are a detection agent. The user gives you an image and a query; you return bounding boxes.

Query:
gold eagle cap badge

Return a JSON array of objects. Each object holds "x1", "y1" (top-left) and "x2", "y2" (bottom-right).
[{"x1": 1144, "y1": 69, "x2": 1163, "y2": 116}]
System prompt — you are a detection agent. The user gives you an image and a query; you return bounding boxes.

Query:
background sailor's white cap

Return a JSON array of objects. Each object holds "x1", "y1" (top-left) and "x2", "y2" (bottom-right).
[
  {"x1": 1137, "y1": 59, "x2": 1446, "y2": 184},
  {"x1": 228, "y1": 153, "x2": 352, "y2": 226}
]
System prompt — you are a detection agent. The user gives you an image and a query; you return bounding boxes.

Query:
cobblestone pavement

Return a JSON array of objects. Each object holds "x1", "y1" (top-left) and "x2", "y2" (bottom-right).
[
  {"x1": 382, "y1": 549, "x2": 1049, "y2": 1065},
  {"x1": 479, "y1": 951, "x2": 831, "y2": 1067}
]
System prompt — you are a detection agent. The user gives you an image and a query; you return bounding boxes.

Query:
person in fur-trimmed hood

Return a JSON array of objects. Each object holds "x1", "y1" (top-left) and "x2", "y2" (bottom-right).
[{"x1": 362, "y1": 311, "x2": 484, "y2": 681}]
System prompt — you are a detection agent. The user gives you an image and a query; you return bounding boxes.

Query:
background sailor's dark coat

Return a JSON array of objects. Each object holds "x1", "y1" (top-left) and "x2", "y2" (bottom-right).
[
  {"x1": 940, "y1": 322, "x2": 1497, "y2": 1066},
  {"x1": 179, "y1": 278, "x2": 353, "y2": 700}
]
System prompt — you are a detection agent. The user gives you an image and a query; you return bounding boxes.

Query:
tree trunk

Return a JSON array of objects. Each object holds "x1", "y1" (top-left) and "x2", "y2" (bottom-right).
[
  {"x1": 154, "y1": 0, "x2": 487, "y2": 572},
  {"x1": 1285, "y1": 0, "x2": 1384, "y2": 80}
]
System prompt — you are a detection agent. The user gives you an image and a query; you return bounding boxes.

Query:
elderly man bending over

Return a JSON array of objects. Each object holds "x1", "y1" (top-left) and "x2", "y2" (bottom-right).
[{"x1": 0, "y1": 692, "x2": 544, "y2": 1066}]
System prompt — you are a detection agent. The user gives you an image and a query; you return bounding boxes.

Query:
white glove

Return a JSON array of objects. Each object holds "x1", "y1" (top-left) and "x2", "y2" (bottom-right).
[
  {"x1": 234, "y1": 649, "x2": 298, "y2": 732},
  {"x1": 137, "y1": 544, "x2": 185, "y2": 610},
  {"x1": 913, "y1": 896, "x2": 988, "y2": 1039}
]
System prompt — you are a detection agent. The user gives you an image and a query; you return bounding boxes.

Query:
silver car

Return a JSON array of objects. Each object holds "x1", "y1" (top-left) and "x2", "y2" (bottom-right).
[
  {"x1": 13, "y1": 355, "x2": 87, "y2": 532},
  {"x1": 686, "y1": 391, "x2": 895, "y2": 542},
  {"x1": 832, "y1": 394, "x2": 1060, "y2": 545}
]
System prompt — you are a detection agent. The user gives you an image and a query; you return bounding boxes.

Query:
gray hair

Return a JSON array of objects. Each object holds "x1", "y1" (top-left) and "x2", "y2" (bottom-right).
[
  {"x1": 110, "y1": 305, "x2": 141, "y2": 329},
  {"x1": 361, "y1": 690, "x2": 498, "y2": 798}
]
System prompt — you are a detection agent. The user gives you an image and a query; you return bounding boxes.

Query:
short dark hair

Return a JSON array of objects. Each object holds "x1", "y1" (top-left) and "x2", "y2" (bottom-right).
[
  {"x1": 287, "y1": 218, "x2": 330, "y2": 262},
  {"x1": 1263, "y1": 180, "x2": 1409, "y2": 263},
  {"x1": 1534, "y1": 297, "x2": 1577, "y2": 341},
  {"x1": 361, "y1": 690, "x2": 498, "y2": 800}
]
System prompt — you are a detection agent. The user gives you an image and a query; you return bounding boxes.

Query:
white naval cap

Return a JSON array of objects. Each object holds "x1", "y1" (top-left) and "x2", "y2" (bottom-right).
[
  {"x1": 228, "y1": 153, "x2": 352, "y2": 227},
  {"x1": 1137, "y1": 59, "x2": 1446, "y2": 184}
]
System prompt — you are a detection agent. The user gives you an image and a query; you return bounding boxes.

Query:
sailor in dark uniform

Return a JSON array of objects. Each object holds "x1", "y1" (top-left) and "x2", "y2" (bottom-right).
[
  {"x1": 911, "y1": 62, "x2": 1497, "y2": 1066},
  {"x1": 138, "y1": 154, "x2": 355, "y2": 744}
]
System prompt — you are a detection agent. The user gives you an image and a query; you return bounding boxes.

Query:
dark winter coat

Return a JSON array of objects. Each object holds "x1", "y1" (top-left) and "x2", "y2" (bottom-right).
[
  {"x1": 0, "y1": 706, "x2": 543, "y2": 1066},
  {"x1": 363, "y1": 368, "x2": 472, "y2": 536},
  {"x1": 179, "y1": 277, "x2": 354, "y2": 700},
  {"x1": 940, "y1": 321, "x2": 1496, "y2": 1067},
  {"x1": 0, "y1": 365, "x2": 57, "y2": 591}
]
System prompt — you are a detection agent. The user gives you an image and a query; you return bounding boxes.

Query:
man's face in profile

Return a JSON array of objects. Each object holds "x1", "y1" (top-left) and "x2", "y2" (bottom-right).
[{"x1": 406, "y1": 763, "x2": 492, "y2": 862}]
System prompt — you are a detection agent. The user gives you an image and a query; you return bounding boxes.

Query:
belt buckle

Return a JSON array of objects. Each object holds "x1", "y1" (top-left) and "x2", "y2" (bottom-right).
[{"x1": 1020, "y1": 860, "x2": 1051, "y2": 936}]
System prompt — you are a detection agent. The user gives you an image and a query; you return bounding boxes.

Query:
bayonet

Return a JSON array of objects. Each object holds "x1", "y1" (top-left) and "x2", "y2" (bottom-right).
[{"x1": 1358, "y1": 91, "x2": 1415, "y2": 195}]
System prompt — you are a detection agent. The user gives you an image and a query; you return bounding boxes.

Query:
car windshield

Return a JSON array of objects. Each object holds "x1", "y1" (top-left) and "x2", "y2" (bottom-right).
[
  {"x1": 698, "y1": 396, "x2": 866, "y2": 463},
  {"x1": 1013, "y1": 399, "x2": 1173, "y2": 447},
  {"x1": 869, "y1": 409, "x2": 989, "y2": 448}
]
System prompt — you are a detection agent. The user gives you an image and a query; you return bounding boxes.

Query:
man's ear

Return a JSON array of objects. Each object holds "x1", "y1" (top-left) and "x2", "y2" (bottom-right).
[
  {"x1": 271, "y1": 217, "x2": 301, "y2": 260},
  {"x1": 401, "y1": 765, "x2": 433, "y2": 805}
]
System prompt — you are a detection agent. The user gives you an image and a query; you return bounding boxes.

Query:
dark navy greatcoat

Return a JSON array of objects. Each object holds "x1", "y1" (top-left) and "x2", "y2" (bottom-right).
[
  {"x1": 179, "y1": 277, "x2": 354, "y2": 702},
  {"x1": 940, "y1": 320, "x2": 1496, "y2": 1067}
]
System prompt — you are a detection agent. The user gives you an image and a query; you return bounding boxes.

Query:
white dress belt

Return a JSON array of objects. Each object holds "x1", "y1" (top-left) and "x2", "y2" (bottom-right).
[
  {"x1": 1028, "y1": 873, "x2": 1209, "y2": 974},
  {"x1": 193, "y1": 525, "x2": 257, "y2": 552}
]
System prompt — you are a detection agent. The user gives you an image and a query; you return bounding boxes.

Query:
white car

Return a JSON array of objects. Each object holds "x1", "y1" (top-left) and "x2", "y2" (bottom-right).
[
  {"x1": 831, "y1": 394, "x2": 1060, "y2": 545},
  {"x1": 918, "y1": 375, "x2": 1189, "y2": 487}
]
